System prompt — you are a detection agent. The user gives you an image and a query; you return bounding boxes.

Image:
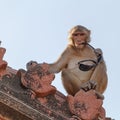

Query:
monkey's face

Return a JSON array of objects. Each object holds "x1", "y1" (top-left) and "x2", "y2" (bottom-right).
[{"x1": 72, "y1": 31, "x2": 88, "y2": 49}]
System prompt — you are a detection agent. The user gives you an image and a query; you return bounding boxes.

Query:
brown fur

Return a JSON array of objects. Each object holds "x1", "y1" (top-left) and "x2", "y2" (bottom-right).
[{"x1": 48, "y1": 25, "x2": 108, "y2": 96}]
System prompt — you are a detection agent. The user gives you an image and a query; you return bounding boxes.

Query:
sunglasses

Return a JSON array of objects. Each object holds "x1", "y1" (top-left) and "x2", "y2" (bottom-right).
[
  {"x1": 73, "y1": 33, "x2": 86, "y2": 36},
  {"x1": 78, "y1": 60, "x2": 97, "y2": 71}
]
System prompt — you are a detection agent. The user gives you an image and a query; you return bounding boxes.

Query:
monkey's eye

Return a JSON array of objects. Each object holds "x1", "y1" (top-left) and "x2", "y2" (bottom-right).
[{"x1": 73, "y1": 33, "x2": 86, "y2": 36}]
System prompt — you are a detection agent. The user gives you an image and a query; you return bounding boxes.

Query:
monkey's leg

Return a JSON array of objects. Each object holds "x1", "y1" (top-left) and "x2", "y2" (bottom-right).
[{"x1": 61, "y1": 70, "x2": 81, "y2": 96}]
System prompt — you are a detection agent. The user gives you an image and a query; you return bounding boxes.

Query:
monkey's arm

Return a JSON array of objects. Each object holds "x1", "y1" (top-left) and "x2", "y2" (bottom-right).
[
  {"x1": 90, "y1": 49, "x2": 108, "y2": 94},
  {"x1": 48, "y1": 47, "x2": 71, "y2": 73}
]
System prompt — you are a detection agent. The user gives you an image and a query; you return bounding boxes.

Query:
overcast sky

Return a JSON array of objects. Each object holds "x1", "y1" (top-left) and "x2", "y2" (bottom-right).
[{"x1": 0, "y1": 0, "x2": 120, "y2": 119}]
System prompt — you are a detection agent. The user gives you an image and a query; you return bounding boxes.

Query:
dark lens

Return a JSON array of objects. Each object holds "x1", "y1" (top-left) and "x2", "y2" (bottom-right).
[
  {"x1": 78, "y1": 60, "x2": 97, "y2": 71},
  {"x1": 79, "y1": 64, "x2": 93, "y2": 71}
]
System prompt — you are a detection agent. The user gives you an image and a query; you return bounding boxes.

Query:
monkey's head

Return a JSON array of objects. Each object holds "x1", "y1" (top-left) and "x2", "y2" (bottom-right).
[{"x1": 68, "y1": 25, "x2": 91, "y2": 46}]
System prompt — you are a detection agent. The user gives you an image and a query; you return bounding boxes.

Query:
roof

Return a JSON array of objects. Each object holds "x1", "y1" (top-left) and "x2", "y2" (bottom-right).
[{"x1": 0, "y1": 47, "x2": 113, "y2": 120}]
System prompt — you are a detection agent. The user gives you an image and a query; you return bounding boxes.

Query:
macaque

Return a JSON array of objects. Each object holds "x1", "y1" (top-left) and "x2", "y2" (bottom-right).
[{"x1": 48, "y1": 25, "x2": 108, "y2": 96}]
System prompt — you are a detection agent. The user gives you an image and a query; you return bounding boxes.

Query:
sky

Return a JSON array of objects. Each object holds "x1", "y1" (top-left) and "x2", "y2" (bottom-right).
[{"x1": 0, "y1": 0, "x2": 120, "y2": 119}]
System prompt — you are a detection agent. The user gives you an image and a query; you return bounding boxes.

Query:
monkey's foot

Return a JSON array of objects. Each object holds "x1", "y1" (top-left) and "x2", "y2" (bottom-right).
[
  {"x1": 80, "y1": 80, "x2": 104, "y2": 100},
  {"x1": 80, "y1": 80, "x2": 97, "y2": 92},
  {"x1": 95, "y1": 91, "x2": 104, "y2": 100}
]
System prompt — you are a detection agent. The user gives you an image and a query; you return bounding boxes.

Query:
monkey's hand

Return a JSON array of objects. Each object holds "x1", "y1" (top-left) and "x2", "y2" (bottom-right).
[{"x1": 80, "y1": 80, "x2": 97, "y2": 92}]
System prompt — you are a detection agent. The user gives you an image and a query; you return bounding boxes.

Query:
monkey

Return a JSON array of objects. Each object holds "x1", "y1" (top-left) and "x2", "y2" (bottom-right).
[{"x1": 48, "y1": 25, "x2": 108, "y2": 96}]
